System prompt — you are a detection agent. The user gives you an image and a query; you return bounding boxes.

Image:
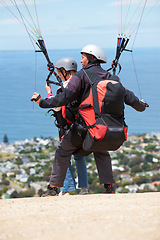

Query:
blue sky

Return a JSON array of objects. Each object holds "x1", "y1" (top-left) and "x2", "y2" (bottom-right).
[{"x1": 0, "y1": 0, "x2": 160, "y2": 50}]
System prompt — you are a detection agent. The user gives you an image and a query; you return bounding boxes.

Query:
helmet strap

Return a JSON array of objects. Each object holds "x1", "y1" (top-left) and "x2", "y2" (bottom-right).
[
  {"x1": 87, "y1": 54, "x2": 98, "y2": 64},
  {"x1": 59, "y1": 68, "x2": 67, "y2": 81}
]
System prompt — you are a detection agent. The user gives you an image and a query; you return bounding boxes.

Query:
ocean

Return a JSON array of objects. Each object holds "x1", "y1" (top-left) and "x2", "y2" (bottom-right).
[{"x1": 0, "y1": 48, "x2": 160, "y2": 143}]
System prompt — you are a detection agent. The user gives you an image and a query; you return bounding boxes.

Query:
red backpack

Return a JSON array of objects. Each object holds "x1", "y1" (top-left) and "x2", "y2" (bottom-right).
[{"x1": 77, "y1": 68, "x2": 128, "y2": 152}]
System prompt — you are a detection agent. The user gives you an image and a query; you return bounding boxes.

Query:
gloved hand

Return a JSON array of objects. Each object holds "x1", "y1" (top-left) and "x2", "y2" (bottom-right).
[{"x1": 141, "y1": 99, "x2": 149, "y2": 107}]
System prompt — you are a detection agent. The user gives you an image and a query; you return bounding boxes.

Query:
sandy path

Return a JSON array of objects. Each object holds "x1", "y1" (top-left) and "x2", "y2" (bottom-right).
[{"x1": 0, "y1": 192, "x2": 160, "y2": 240}]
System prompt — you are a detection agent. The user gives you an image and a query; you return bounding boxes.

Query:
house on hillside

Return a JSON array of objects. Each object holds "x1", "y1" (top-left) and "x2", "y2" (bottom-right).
[
  {"x1": 151, "y1": 181, "x2": 160, "y2": 186},
  {"x1": 139, "y1": 183, "x2": 156, "y2": 191},
  {"x1": 125, "y1": 184, "x2": 139, "y2": 193},
  {"x1": 16, "y1": 173, "x2": 29, "y2": 183}
]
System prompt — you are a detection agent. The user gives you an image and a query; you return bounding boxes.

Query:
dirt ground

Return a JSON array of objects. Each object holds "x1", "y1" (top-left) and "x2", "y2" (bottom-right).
[{"x1": 0, "y1": 192, "x2": 160, "y2": 240}]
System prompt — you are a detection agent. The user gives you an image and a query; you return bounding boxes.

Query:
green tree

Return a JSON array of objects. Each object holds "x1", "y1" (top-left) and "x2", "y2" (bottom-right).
[
  {"x1": 156, "y1": 185, "x2": 160, "y2": 192},
  {"x1": 43, "y1": 170, "x2": 51, "y2": 182},
  {"x1": 130, "y1": 165, "x2": 142, "y2": 173},
  {"x1": 116, "y1": 152, "x2": 129, "y2": 165},
  {"x1": 128, "y1": 156, "x2": 143, "y2": 168},
  {"x1": 118, "y1": 187, "x2": 129, "y2": 193},
  {"x1": 10, "y1": 190, "x2": 19, "y2": 198},
  {"x1": 2, "y1": 173, "x2": 7, "y2": 179},
  {"x1": 123, "y1": 141, "x2": 132, "y2": 147},
  {"x1": 27, "y1": 175, "x2": 36, "y2": 183},
  {"x1": 15, "y1": 157, "x2": 23, "y2": 167},
  {"x1": 18, "y1": 188, "x2": 35, "y2": 198},
  {"x1": 0, "y1": 190, "x2": 3, "y2": 197},
  {"x1": 151, "y1": 174, "x2": 160, "y2": 182},
  {"x1": 121, "y1": 181, "x2": 133, "y2": 188},
  {"x1": 151, "y1": 163, "x2": 160, "y2": 171},
  {"x1": 1, "y1": 179, "x2": 10, "y2": 186},
  {"x1": 144, "y1": 144, "x2": 157, "y2": 152},
  {"x1": 145, "y1": 154, "x2": 153, "y2": 163},
  {"x1": 3, "y1": 186, "x2": 8, "y2": 193},
  {"x1": 134, "y1": 176, "x2": 149, "y2": 185},
  {"x1": 3, "y1": 134, "x2": 9, "y2": 143},
  {"x1": 11, "y1": 188, "x2": 36, "y2": 198},
  {"x1": 141, "y1": 163, "x2": 151, "y2": 172}
]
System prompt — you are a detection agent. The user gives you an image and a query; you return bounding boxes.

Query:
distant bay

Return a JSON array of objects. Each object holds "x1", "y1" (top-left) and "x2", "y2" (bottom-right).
[{"x1": 0, "y1": 48, "x2": 160, "y2": 142}]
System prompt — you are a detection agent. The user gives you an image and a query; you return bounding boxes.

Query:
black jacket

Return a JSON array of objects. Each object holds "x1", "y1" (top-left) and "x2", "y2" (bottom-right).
[{"x1": 39, "y1": 63, "x2": 145, "y2": 113}]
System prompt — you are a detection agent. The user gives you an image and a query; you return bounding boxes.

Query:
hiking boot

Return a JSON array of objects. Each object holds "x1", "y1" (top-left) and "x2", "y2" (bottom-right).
[
  {"x1": 104, "y1": 184, "x2": 115, "y2": 194},
  {"x1": 79, "y1": 188, "x2": 89, "y2": 195},
  {"x1": 41, "y1": 185, "x2": 58, "y2": 197}
]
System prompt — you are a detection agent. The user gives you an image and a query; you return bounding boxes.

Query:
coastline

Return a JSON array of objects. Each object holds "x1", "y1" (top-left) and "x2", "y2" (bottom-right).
[{"x1": 1, "y1": 131, "x2": 160, "y2": 146}]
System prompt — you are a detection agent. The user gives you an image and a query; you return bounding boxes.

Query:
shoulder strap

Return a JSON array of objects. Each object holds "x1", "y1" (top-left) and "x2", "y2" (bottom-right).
[{"x1": 82, "y1": 69, "x2": 101, "y2": 118}]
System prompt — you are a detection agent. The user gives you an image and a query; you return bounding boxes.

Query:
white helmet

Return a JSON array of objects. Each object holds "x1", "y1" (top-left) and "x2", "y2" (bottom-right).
[
  {"x1": 55, "y1": 58, "x2": 77, "y2": 71},
  {"x1": 81, "y1": 44, "x2": 107, "y2": 63}
]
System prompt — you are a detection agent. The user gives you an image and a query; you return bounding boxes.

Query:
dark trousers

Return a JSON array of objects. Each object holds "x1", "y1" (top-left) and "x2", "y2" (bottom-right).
[{"x1": 49, "y1": 129, "x2": 114, "y2": 187}]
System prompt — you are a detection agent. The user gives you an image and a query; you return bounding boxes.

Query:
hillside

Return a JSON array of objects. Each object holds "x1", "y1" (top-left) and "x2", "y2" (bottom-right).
[
  {"x1": 0, "y1": 192, "x2": 160, "y2": 240},
  {"x1": 1, "y1": 133, "x2": 160, "y2": 198}
]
